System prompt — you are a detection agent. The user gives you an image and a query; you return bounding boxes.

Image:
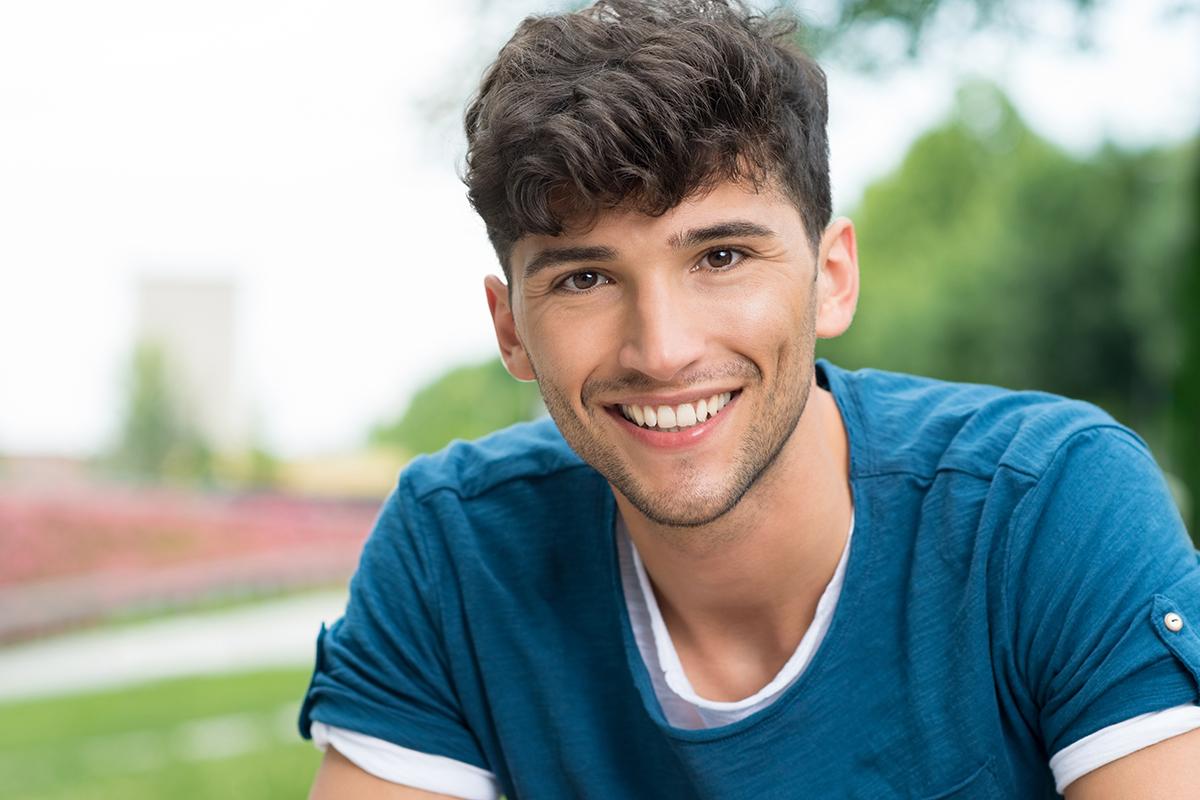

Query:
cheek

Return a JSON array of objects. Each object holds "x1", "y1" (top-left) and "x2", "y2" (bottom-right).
[
  {"x1": 521, "y1": 311, "x2": 605, "y2": 387},
  {"x1": 710, "y1": 281, "x2": 809, "y2": 345}
]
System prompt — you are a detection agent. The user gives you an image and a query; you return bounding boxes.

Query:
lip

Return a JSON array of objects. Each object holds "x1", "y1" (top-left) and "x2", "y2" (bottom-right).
[{"x1": 605, "y1": 391, "x2": 740, "y2": 450}]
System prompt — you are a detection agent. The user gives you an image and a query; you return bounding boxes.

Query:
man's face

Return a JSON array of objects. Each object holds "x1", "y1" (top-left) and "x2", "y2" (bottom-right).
[{"x1": 493, "y1": 181, "x2": 838, "y2": 528}]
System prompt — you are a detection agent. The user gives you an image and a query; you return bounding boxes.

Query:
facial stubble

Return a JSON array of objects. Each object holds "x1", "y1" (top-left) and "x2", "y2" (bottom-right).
[{"x1": 528, "y1": 291, "x2": 819, "y2": 531}]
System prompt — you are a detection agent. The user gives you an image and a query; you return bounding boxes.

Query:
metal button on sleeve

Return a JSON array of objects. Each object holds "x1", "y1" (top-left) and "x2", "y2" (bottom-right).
[{"x1": 1164, "y1": 612, "x2": 1184, "y2": 633}]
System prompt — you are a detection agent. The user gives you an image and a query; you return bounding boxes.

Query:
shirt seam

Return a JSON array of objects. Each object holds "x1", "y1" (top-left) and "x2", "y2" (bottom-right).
[{"x1": 411, "y1": 460, "x2": 598, "y2": 503}]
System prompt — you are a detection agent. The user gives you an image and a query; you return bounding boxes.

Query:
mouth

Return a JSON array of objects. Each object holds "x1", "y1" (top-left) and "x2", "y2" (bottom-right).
[{"x1": 611, "y1": 390, "x2": 739, "y2": 432}]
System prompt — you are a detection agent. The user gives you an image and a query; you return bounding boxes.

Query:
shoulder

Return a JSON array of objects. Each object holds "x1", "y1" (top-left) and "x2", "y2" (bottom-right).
[
  {"x1": 370, "y1": 417, "x2": 610, "y2": 573},
  {"x1": 1005, "y1": 419, "x2": 1190, "y2": 571},
  {"x1": 398, "y1": 416, "x2": 593, "y2": 503},
  {"x1": 818, "y1": 360, "x2": 1135, "y2": 483}
]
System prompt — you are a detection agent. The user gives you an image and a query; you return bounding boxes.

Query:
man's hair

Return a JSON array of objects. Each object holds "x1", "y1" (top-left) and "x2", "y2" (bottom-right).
[{"x1": 463, "y1": 0, "x2": 831, "y2": 278}]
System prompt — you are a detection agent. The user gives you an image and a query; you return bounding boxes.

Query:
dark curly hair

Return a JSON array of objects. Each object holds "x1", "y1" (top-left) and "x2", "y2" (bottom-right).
[{"x1": 464, "y1": 0, "x2": 831, "y2": 279}]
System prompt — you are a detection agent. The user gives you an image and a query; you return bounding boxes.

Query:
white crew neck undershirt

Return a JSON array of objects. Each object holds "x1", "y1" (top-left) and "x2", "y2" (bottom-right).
[{"x1": 615, "y1": 512, "x2": 854, "y2": 729}]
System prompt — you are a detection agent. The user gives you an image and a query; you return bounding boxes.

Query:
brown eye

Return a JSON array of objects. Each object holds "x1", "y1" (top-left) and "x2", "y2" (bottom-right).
[
  {"x1": 701, "y1": 249, "x2": 743, "y2": 270},
  {"x1": 560, "y1": 271, "x2": 608, "y2": 292}
]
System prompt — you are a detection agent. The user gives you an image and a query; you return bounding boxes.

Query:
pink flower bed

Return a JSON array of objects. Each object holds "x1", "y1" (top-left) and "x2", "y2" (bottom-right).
[
  {"x1": 0, "y1": 482, "x2": 381, "y2": 641},
  {"x1": 0, "y1": 485, "x2": 378, "y2": 586}
]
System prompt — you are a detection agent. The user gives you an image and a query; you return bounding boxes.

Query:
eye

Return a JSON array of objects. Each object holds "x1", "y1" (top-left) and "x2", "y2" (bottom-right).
[
  {"x1": 557, "y1": 270, "x2": 611, "y2": 293},
  {"x1": 697, "y1": 248, "x2": 745, "y2": 271}
]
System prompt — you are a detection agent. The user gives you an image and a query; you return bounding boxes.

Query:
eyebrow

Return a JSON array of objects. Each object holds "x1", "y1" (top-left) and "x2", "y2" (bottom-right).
[
  {"x1": 667, "y1": 220, "x2": 778, "y2": 249},
  {"x1": 523, "y1": 245, "x2": 618, "y2": 280}
]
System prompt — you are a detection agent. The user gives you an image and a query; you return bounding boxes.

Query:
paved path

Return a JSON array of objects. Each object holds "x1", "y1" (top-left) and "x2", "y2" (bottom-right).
[{"x1": 0, "y1": 590, "x2": 347, "y2": 702}]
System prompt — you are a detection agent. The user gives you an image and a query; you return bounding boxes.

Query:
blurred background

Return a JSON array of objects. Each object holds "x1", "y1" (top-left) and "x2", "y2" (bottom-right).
[{"x1": 0, "y1": 0, "x2": 1196, "y2": 796}]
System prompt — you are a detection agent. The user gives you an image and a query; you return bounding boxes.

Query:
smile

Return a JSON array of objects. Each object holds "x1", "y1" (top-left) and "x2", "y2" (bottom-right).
[{"x1": 618, "y1": 392, "x2": 735, "y2": 432}]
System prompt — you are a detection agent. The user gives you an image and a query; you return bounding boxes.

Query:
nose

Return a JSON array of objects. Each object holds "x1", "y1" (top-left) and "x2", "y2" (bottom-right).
[{"x1": 617, "y1": 278, "x2": 706, "y2": 382}]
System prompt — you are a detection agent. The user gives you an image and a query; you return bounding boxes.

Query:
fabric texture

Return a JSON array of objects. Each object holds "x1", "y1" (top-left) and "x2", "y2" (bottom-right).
[
  {"x1": 299, "y1": 361, "x2": 1200, "y2": 798},
  {"x1": 312, "y1": 511, "x2": 1196, "y2": 795}
]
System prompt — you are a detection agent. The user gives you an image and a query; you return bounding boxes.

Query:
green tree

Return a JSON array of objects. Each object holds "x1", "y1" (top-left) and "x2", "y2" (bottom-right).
[
  {"x1": 1173, "y1": 154, "x2": 1200, "y2": 533},
  {"x1": 468, "y1": 0, "x2": 1110, "y2": 58},
  {"x1": 112, "y1": 341, "x2": 213, "y2": 484},
  {"x1": 817, "y1": 82, "x2": 1196, "y2": 532},
  {"x1": 114, "y1": 342, "x2": 177, "y2": 479},
  {"x1": 371, "y1": 358, "x2": 542, "y2": 455}
]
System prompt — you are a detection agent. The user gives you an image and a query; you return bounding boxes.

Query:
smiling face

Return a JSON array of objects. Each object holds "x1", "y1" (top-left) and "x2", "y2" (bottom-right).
[{"x1": 486, "y1": 180, "x2": 858, "y2": 529}]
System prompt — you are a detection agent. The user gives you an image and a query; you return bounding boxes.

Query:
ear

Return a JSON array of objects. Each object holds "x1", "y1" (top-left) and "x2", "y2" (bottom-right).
[
  {"x1": 813, "y1": 217, "x2": 860, "y2": 339},
  {"x1": 484, "y1": 274, "x2": 536, "y2": 381}
]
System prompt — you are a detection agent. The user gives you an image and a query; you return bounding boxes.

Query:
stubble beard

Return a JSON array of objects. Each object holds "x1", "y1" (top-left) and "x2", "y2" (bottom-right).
[{"x1": 531, "y1": 319, "x2": 817, "y2": 531}]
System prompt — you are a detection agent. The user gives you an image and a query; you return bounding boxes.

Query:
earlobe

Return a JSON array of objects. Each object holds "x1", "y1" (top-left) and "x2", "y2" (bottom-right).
[
  {"x1": 814, "y1": 217, "x2": 860, "y2": 339},
  {"x1": 484, "y1": 275, "x2": 536, "y2": 382}
]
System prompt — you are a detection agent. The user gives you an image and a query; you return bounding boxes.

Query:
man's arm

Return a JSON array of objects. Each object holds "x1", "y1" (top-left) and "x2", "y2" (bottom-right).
[
  {"x1": 1064, "y1": 727, "x2": 1200, "y2": 799},
  {"x1": 309, "y1": 746, "x2": 462, "y2": 800},
  {"x1": 300, "y1": 480, "x2": 497, "y2": 799}
]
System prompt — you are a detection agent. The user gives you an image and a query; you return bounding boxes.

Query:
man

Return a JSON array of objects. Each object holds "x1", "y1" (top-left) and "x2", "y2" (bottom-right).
[{"x1": 300, "y1": 1, "x2": 1200, "y2": 796}]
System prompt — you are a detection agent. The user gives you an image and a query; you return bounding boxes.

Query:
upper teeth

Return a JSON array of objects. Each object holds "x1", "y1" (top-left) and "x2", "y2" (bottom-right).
[{"x1": 620, "y1": 392, "x2": 733, "y2": 431}]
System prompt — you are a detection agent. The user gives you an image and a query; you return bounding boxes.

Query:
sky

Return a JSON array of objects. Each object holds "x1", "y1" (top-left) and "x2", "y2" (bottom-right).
[{"x1": 1, "y1": 0, "x2": 1196, "y2": 458}]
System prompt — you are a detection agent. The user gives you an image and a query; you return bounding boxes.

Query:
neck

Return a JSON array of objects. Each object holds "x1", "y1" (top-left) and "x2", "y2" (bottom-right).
[{"x1": 614, "y1": 381, "x2": 852, "y2": 699}]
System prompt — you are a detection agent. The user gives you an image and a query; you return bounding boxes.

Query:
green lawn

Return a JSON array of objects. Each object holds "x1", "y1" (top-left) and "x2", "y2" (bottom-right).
[{"x1": 0, "y1": 668, "x2": 322, "y2": 800}]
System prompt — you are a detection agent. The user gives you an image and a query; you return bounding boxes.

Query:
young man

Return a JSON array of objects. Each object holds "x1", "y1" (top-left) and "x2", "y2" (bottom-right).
[{"x1": 301, "y1": 1, "x2": 1200, "y2": 796}]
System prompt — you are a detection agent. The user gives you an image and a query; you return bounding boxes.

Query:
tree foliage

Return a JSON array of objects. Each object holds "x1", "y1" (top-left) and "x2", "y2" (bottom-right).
[
  {"x1": 370, "y1": 358, "x2": 543, "y2": 456},
  {"x1": 466, "y1": 0, "x2": 1112, "y2": 69},
  {"x1": 817, "y1": 82, "x2": 1196, "y2": 530},
  {"x1": 1174, "y1": 141, "x2": 1200, "y2": 532},
  {"x1": 111, "y1": 341, "x2": 213, "y2": 484},
  {"x1": 798, "y1": 0, "x2": 1106, "y2": 64}
]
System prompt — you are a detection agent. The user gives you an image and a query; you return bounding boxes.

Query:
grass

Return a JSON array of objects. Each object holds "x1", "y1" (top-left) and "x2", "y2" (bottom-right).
[{"x1": 0, "y1": 668, "x2": 322, "y2": 800}]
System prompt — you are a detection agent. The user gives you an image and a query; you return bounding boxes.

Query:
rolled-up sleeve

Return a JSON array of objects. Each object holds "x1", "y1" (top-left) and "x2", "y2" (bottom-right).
[{"x1": 298, "y1": 477, "x2": 490, "y2": 772}]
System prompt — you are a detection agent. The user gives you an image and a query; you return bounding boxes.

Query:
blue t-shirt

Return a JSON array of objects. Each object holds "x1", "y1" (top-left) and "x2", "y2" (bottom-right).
[{"x1": 300, "y1": 361, "x2": 1200, "y2": 798}]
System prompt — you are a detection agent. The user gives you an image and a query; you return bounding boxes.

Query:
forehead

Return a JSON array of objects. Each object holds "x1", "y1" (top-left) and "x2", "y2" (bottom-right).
[{"x1": 508, "y1": 180, "x2": 807, "y2": 281}]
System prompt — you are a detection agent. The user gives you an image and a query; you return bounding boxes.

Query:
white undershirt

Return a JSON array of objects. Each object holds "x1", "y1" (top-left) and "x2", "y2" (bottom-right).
[
  {"x1": 615, "y1": 514, "x2": 854, "y2": 729},
  {"x1": 314, "y1": 515, "x2": 1200, "y2": 796}
]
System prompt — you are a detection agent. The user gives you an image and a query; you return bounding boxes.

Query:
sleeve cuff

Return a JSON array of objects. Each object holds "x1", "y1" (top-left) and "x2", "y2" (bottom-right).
[
  {"x1": 1050, "y1": 704, "x2": 1200, "y2": 793},
  {"x1": 311, "y1": 721, "x2": 501, "y2": 800}
]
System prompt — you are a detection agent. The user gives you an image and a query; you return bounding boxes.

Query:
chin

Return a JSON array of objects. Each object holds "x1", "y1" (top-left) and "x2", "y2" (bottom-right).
[{"x1": 617, "y1": 477, "x2": 747, "y2": 529}]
